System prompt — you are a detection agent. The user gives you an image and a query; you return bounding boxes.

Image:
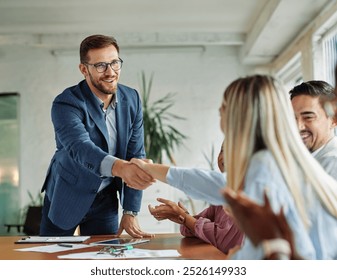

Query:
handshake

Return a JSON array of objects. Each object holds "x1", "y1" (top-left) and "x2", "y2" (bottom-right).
[{"x1": 112, "y1": 158, "x2": 168, "y2": 190}]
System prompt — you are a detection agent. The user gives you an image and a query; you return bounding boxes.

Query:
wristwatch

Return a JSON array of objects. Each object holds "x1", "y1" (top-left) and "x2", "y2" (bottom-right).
[{"x1": 123, "y1": 210, "x2": 138, "y2": 217}]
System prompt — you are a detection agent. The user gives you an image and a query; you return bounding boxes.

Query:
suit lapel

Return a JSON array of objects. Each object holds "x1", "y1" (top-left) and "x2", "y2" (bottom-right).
[
  {"x1": 116, "y1": 87, "x2": 128, "y2": 158},
  {"x1": 81, "y1": 81, "x2": 109, "y2": 146}
]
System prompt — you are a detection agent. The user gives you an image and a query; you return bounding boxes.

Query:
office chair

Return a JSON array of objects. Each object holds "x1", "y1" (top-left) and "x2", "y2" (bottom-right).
[{"x1": 4, "y1": 206, "x2": 42, "y2": 235}]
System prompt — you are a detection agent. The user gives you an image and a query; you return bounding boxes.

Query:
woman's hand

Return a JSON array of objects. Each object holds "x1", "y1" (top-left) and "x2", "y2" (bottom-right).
[{"x1": 148, "y1": 198, "x2": 189, "y2": 224}]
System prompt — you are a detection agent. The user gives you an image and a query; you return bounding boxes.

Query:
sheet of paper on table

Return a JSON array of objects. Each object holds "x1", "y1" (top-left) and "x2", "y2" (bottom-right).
[
  {"x1": 15, "y1": 243, "x2": 94, "y2": 253},
  {"x1": 58, "y1": 248, "x2": 181, "y2": 259}
]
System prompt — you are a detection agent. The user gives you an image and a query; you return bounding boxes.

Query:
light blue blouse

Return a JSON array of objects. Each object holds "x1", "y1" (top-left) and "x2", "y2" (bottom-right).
[{"x1": 166, "y1": 149, "x2": 337, "y2": 260}]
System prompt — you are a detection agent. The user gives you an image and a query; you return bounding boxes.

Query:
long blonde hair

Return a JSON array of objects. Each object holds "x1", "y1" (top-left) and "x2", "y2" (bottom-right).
[{"x1": 222, "y1": 75, "x2": 337, "y2": 225}]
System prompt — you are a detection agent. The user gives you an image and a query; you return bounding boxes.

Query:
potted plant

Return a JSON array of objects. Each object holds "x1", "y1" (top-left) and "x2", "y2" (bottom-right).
[
  {"x1": 139, "y1": 72, "x2": 200, "y2": 215},
  {"x1": 139, "y1": 71, "x2": 187, "y2": 164}
]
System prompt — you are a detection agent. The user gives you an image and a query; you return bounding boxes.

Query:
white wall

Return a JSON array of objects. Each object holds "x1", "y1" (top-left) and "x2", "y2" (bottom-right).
[{"x1": 0, "y1": 42, "x2": 251, "y2": 221}]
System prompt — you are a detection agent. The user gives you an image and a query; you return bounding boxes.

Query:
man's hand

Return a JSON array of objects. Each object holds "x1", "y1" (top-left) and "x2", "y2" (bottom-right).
[
  {"x1": 148, "y1": 198, "x2": 189, "y2": 224},
  {"x1": 130, "y1": 158, "x2": 148, "y2": 170},
  {"x1": 112, "y1": 159, "x2": 155, "y2": 189},
  {"x1": 116, "y1": 214, "x2": 155, "y2": 238},
  {"x1": 130, "y1": 158, "x2": 170, "y2": 183}
]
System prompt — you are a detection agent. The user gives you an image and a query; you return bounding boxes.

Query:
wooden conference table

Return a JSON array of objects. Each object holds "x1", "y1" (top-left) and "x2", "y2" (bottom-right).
[{"x1": 0, "y1": 233, "x2": 228, "y2": 260}]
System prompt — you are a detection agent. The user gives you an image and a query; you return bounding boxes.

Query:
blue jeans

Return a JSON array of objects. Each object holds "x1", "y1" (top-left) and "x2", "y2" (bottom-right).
[{"x1": 40, "y1": 187, "x2": 119, "y2": 236}]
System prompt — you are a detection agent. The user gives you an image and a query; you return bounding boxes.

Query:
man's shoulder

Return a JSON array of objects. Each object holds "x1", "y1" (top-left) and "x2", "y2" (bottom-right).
[
  {"x1": 117, "y1": 84, "x2": 141, "y2": 106},
  {"x1": 314, "y1": 137, "x2": 337, "y2": 179},
  {"x1": 327, "y1": 136, "x2": 337, "y2": 149},
  {"x1": 55, "y1": 81, "x2": 86, "y2": 101},
  {"x1": 117, "y1": 83, "x2": 138, "y2": 97},
  {"x1": 117, "y1": 83, "x2": 135, "y2": 91},
  {"x1": 316, "y1": 137, "x2": 337, "y2": 158}
]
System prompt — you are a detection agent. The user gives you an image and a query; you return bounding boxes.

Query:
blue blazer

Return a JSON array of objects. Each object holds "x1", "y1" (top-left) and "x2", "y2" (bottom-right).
[{"x1": 42, "y1": 80, "x2": 144, "y2": 230}]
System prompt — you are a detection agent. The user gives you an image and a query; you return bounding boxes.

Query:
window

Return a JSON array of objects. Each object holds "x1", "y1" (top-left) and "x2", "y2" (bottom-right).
[
  {"x1": 275, "y1": 52, "x2": 303, "y2": 93},
  {"x1": 0, "y1": 93, "x2": 20, "y2": 235},
  {"x1": 321, "y1": 25, "x2": 337, "y2": 86}
]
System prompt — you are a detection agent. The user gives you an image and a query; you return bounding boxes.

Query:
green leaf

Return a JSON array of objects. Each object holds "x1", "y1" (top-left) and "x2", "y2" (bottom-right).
[{"x1": 139, "y1": 72, "x2": 187, "y2": 164}]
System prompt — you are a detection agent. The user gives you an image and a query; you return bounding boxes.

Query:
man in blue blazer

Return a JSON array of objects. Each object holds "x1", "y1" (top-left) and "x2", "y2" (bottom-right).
[{"x1": 40, "y1": 34, "x2": 154, "y2": 237}]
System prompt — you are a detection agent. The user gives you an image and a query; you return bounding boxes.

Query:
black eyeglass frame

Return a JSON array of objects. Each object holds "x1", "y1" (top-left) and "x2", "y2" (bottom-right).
[{"x1": 83, "y1": 58, "x2": 123, "y2": 73}]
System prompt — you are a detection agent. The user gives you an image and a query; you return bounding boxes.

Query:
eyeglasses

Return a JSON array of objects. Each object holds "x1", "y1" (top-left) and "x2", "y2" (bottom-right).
[
  {"x1": 97, "y1": 246, "x2": 126, "y2": 258},
  {"x1": 84, "y1": 58, "x2": 123, "y2": 73}
]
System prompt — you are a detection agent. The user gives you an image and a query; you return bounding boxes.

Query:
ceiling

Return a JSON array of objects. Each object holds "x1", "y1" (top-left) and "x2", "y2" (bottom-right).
[{"x1": 0, "y1": 0, "x2": 332, "y2": 65}]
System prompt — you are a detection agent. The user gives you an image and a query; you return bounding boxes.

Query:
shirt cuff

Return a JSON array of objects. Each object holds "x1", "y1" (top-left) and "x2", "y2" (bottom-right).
[
  {"x1": 100, "y1": 155, "x2": 118, "y2": 177},
  {"x1": 166, "y1": 166, "x2": 181, "y2": 186}
]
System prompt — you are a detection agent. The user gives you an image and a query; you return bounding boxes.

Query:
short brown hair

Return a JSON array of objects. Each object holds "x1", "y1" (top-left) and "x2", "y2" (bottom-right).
[{"x1": 80, "y1": 34, "x2": 119, "y2": 63}]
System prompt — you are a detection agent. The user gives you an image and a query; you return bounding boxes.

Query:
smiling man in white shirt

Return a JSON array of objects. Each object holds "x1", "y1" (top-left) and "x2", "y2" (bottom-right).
[{"x1": 290, "y1": 80, "x2": 337, "y2": 179}]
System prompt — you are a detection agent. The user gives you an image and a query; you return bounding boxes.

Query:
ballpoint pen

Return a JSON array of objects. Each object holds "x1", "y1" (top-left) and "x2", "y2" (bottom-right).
[
  {"x1": 21, "y1": 236, "x2": 31, "y2": 240},
  {"x1": 58, "y1": 243, "x2": 73, "y2": 248}
]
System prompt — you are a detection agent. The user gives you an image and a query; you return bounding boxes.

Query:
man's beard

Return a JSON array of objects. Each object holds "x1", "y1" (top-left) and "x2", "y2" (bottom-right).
[{"x1": 89, "y1": 72, "x2": 117, "y2": 95}]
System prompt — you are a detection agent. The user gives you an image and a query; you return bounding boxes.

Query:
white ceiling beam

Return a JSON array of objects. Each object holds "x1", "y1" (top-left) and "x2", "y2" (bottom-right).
[
  {"x1": 240, "y1": 0, "x2": 333, "y2": 65},
  {"x1": 0, "y1": 32, "x2": 245, "y2": 49},
  {"x1": 239, "y1": 0, "x2": 282, "y2": 64}
]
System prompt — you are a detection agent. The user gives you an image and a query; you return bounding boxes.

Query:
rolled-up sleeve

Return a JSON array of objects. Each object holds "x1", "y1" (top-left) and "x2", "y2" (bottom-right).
[{"x1": 180, "y1": 206, "x2": 244, "y2": 254}]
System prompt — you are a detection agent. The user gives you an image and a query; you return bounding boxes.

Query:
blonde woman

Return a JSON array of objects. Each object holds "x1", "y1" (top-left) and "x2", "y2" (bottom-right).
[{"x1": 130, "y1": 75, "x2": 337, "y2": 259}]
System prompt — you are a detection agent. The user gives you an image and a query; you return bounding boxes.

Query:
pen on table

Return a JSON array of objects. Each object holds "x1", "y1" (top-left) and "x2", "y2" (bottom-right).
[
  {"x1": 21, "y1": 236, "x2": 30, "y2": 240},
  {"x1": 58, "y1": 243, "x2": 73, "y2": 248}
]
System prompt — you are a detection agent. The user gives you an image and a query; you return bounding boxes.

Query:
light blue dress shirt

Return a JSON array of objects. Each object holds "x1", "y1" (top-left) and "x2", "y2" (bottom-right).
[
  {"x1": 312, "y1": 136, "x2": 337, "y2": 181},
  {"x1": 93, "y1": 93, "x2": 118, "y2": 192},
  {"x1": 166, "y1": 149, "x2": 337, "y2": 259}
]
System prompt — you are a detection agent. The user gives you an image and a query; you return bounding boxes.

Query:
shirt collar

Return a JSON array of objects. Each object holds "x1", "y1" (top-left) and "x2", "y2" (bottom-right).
[
  {"x1": 93, "y1": 92, "x2": 118, "y2": 113},
  {"x1": 311, "y1": 144, "x2": 325, "y2": 157}
]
